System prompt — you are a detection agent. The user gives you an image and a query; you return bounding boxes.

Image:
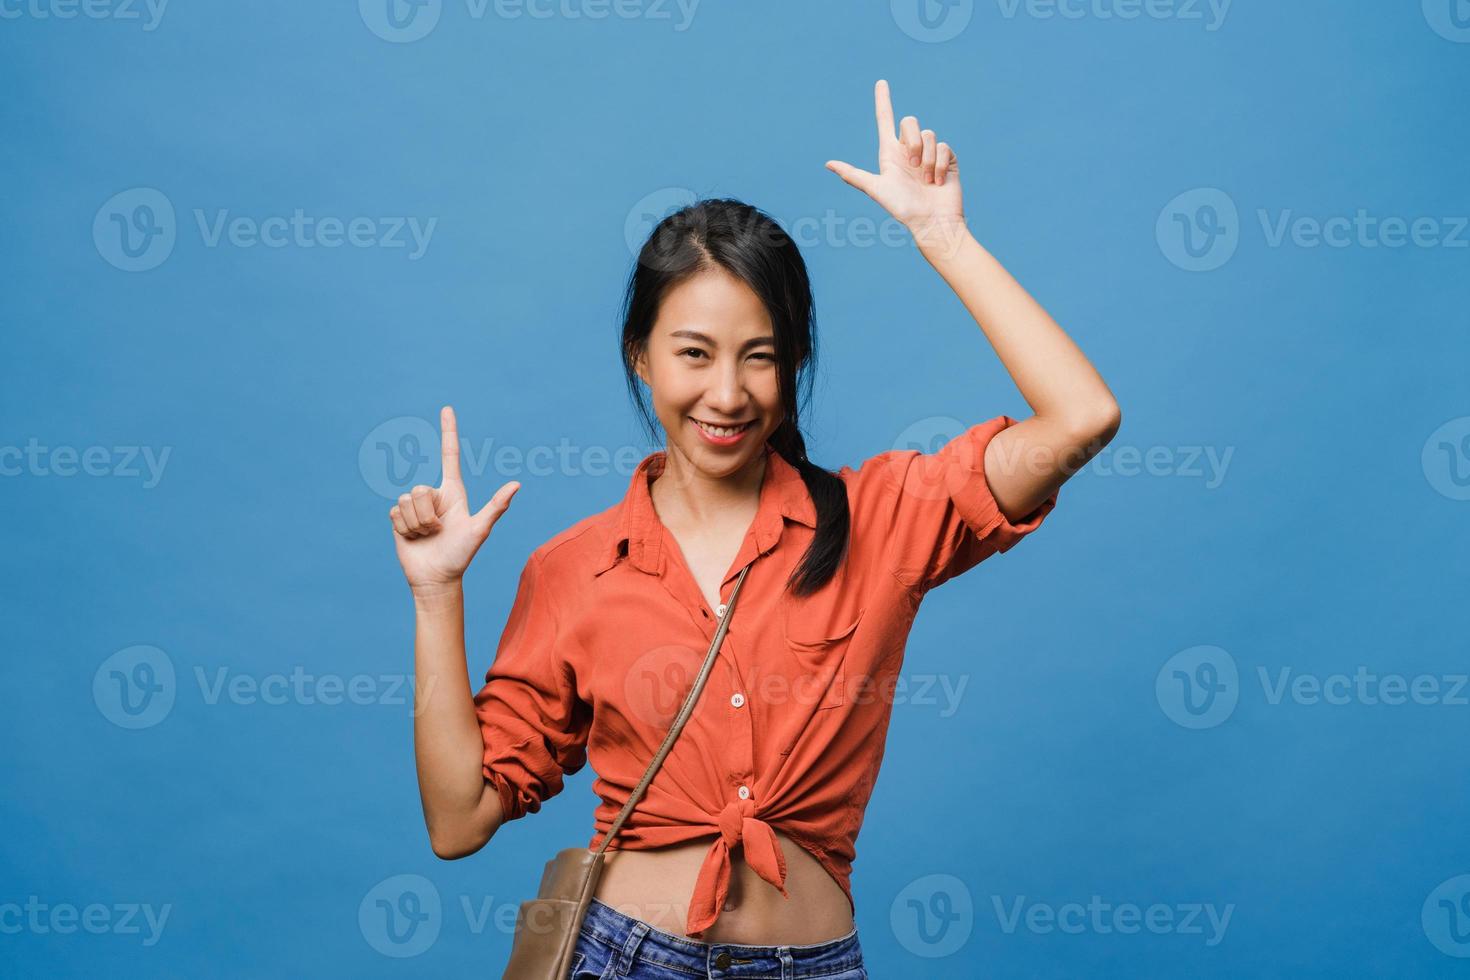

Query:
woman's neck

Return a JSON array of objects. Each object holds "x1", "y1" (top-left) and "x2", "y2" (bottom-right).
[{"x1": 649, "y1": 445, "x2": 768, "y2": 529}]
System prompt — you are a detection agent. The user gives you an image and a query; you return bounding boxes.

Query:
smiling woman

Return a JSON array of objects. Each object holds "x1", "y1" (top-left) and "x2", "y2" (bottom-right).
[{"x1": 392, "y1": 78, "x2": 1119, "y2": 979}]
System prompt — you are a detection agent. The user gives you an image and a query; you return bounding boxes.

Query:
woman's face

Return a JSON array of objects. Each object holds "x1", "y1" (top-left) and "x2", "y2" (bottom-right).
[{"x1": 634, "y1": 267, "x2": 785, "y2": 479}]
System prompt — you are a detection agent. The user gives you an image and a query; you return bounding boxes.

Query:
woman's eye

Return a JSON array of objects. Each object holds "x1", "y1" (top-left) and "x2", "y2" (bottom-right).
[{"x1": 677, "y1": 349, "x2": 774, "y2": 362}]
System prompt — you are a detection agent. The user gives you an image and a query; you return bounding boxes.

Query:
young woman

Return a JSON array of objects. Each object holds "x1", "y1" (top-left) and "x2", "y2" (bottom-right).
[{"x1": 392, "y1": 79, "x2": 1120, "y2": 979}]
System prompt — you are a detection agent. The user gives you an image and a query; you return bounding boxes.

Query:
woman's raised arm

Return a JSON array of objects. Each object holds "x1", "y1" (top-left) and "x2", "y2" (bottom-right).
[
  {"x1": 825, "y1": 79, "x2": 1122, "y2": 520},
  {"x1": 388, "y1": 406, "x2": 521, "y2": 858}
]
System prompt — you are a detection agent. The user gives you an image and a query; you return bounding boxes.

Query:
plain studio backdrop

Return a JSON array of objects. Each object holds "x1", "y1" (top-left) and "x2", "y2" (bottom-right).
[{"x1": 2, "y1": 2, "x2": 1467, "y2": 976}]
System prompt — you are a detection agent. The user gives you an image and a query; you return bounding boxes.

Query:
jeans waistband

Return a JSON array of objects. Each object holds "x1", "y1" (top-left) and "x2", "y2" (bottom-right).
[{"x1": 578, "y1": 896, "x2": 863, "y2": 979}]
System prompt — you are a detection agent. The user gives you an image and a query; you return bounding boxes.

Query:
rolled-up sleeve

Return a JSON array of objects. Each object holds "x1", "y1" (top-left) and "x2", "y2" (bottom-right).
[
  {"x1": 472, "y1": 550, "x2": 591, "y2": 823},
  {"x1": 873, "y1": 415, "x2": 1059, "y2": 593}
]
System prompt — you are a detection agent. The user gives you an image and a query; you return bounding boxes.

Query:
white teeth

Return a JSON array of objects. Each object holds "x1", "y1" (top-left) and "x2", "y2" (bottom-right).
[{"x1": 694, "y1": 419, "x2": 751, "y2": 438}]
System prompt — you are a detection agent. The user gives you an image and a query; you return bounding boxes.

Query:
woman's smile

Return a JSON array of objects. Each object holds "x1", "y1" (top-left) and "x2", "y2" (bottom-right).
[{"x1": 690, "y1": 416, "x2": 756, "y2": 446}]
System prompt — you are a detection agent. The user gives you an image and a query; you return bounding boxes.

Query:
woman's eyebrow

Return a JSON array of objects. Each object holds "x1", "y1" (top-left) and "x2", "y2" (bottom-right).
[{"x1": 669, "y1": 329, "x2": 776, "y2": 351}]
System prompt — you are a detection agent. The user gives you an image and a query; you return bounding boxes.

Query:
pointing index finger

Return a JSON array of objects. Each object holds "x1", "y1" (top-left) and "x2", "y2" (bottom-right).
[
  {"x1": 874, "y1": 78, "x2": 896, "y2": 147},
  {"x1": 440, "y1": 405, "x2": 461, "y2": 483}
]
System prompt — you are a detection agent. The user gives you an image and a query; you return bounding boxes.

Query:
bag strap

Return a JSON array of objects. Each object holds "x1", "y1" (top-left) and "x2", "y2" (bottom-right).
[{"x1": 590, "y1": 562, "x2": 751, "y2": 855}]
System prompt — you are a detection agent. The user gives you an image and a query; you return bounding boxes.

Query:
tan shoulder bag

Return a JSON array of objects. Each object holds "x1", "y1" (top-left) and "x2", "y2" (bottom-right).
[{"x1": 500, "y1": 563, "x2": 751, "y2": 979}]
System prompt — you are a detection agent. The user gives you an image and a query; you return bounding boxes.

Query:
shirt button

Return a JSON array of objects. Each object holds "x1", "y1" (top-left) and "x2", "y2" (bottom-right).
[
  {"x1": 730, "y1": 692, "x2": 745, "y2": 708},
  {"x1": 715, "y1": 602, "x2": 728, "y2": 617},
  {"x1": 737, "y1": 785, "x2": 750, "y2": 800}
]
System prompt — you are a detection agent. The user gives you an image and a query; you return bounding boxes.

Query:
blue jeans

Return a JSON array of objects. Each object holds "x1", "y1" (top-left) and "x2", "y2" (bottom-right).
[{"x1": 568, "y1": 896, "x2": 867, "y2": 979}]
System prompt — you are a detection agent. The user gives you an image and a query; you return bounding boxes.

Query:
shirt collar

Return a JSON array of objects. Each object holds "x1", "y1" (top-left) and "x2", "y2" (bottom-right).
[{"x1": 595, "y1": 442, "x2": 817, "y2": 577}]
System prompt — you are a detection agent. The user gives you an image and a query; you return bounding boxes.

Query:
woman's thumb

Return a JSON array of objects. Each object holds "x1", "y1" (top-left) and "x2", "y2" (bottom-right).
[
  {"x1": 825, "y1": 159, "x2": 876, "y2": 195},
  {"x1": 474, "y1": 480, "x2": 521, "y2": 533}
]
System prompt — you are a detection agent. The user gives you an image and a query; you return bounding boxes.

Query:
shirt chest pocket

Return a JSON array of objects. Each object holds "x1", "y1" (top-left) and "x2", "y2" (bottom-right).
[{"x1": 779, "y1": 586, "x2": 865, "y2": 716}]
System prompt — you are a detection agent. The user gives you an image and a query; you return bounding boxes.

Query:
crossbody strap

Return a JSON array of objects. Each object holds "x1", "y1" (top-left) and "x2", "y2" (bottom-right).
[{"x1": 591, "y1": 562, "x2": 751, "y2": 855}]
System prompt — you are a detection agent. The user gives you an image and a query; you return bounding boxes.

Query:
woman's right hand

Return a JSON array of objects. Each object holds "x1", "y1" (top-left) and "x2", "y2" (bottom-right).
[{"x1": 388, "y1": 405, "x2": 520, "y2": 595}]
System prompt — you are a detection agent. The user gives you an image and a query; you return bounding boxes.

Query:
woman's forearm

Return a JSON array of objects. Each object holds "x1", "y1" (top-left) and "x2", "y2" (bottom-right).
[
  {"x1": 917, "y1": 225, "x2": 1120, "y2": 430},
  {"x1": 411, "y1": 583, "x2": 504, "y2": 857}
]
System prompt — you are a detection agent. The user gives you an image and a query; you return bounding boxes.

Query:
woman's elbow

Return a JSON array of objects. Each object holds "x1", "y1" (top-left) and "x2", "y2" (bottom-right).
[
  {"x1": 429, "y1": 832, "x2": 488, "y2": 861},
  {"x1": 425, "y1": 791, "x2": 504, "y2": 860}
]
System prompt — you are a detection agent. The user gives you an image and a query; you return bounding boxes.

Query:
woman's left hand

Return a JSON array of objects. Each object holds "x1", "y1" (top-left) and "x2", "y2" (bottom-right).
[{"x1": 825, "y1": 79, "x2": 969, "y2": 254}]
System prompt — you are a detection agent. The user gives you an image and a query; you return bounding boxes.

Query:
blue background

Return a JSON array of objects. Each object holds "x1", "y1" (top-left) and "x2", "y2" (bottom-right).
[{"x1": 3, "y1": 0, "x2": 1468, "y2": 976}]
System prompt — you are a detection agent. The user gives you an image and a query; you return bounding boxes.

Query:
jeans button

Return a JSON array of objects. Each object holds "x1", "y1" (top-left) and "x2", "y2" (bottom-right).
[{"x1": 714, "y1": 951, "x2": 732, "y2": 969}]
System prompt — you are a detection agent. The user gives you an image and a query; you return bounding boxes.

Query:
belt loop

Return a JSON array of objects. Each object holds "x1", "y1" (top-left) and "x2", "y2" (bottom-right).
[
  {"x1": 780, "y1": 947, "x2": 795, "y2": 980},
  {"x1": 615, "y1": 919, "x2": 650, "y2": 976}
]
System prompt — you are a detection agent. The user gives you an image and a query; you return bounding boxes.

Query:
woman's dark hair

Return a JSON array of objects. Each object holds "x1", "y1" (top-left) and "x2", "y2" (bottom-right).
[{"x1": 618, "y1": 197, "x2": 850, "y2": 597}]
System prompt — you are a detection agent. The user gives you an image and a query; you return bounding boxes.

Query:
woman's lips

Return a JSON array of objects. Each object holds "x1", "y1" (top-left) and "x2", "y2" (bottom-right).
[{"x1": 691, "y1": 417, "x2": 754, "y2": 446}]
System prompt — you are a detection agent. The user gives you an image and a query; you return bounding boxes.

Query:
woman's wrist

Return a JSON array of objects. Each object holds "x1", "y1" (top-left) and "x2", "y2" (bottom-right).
[
  {"x1": 908, "y1": 214, "x2": 976, "y2": 264},
  {"x1": 412, "y1": 579, "x2": 465, "y2": 612}
]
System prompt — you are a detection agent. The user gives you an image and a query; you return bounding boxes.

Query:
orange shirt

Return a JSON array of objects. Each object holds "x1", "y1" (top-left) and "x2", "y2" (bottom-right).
[{"x1": 473, "y1": 415, "x2": 1058, "y2": 938}]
